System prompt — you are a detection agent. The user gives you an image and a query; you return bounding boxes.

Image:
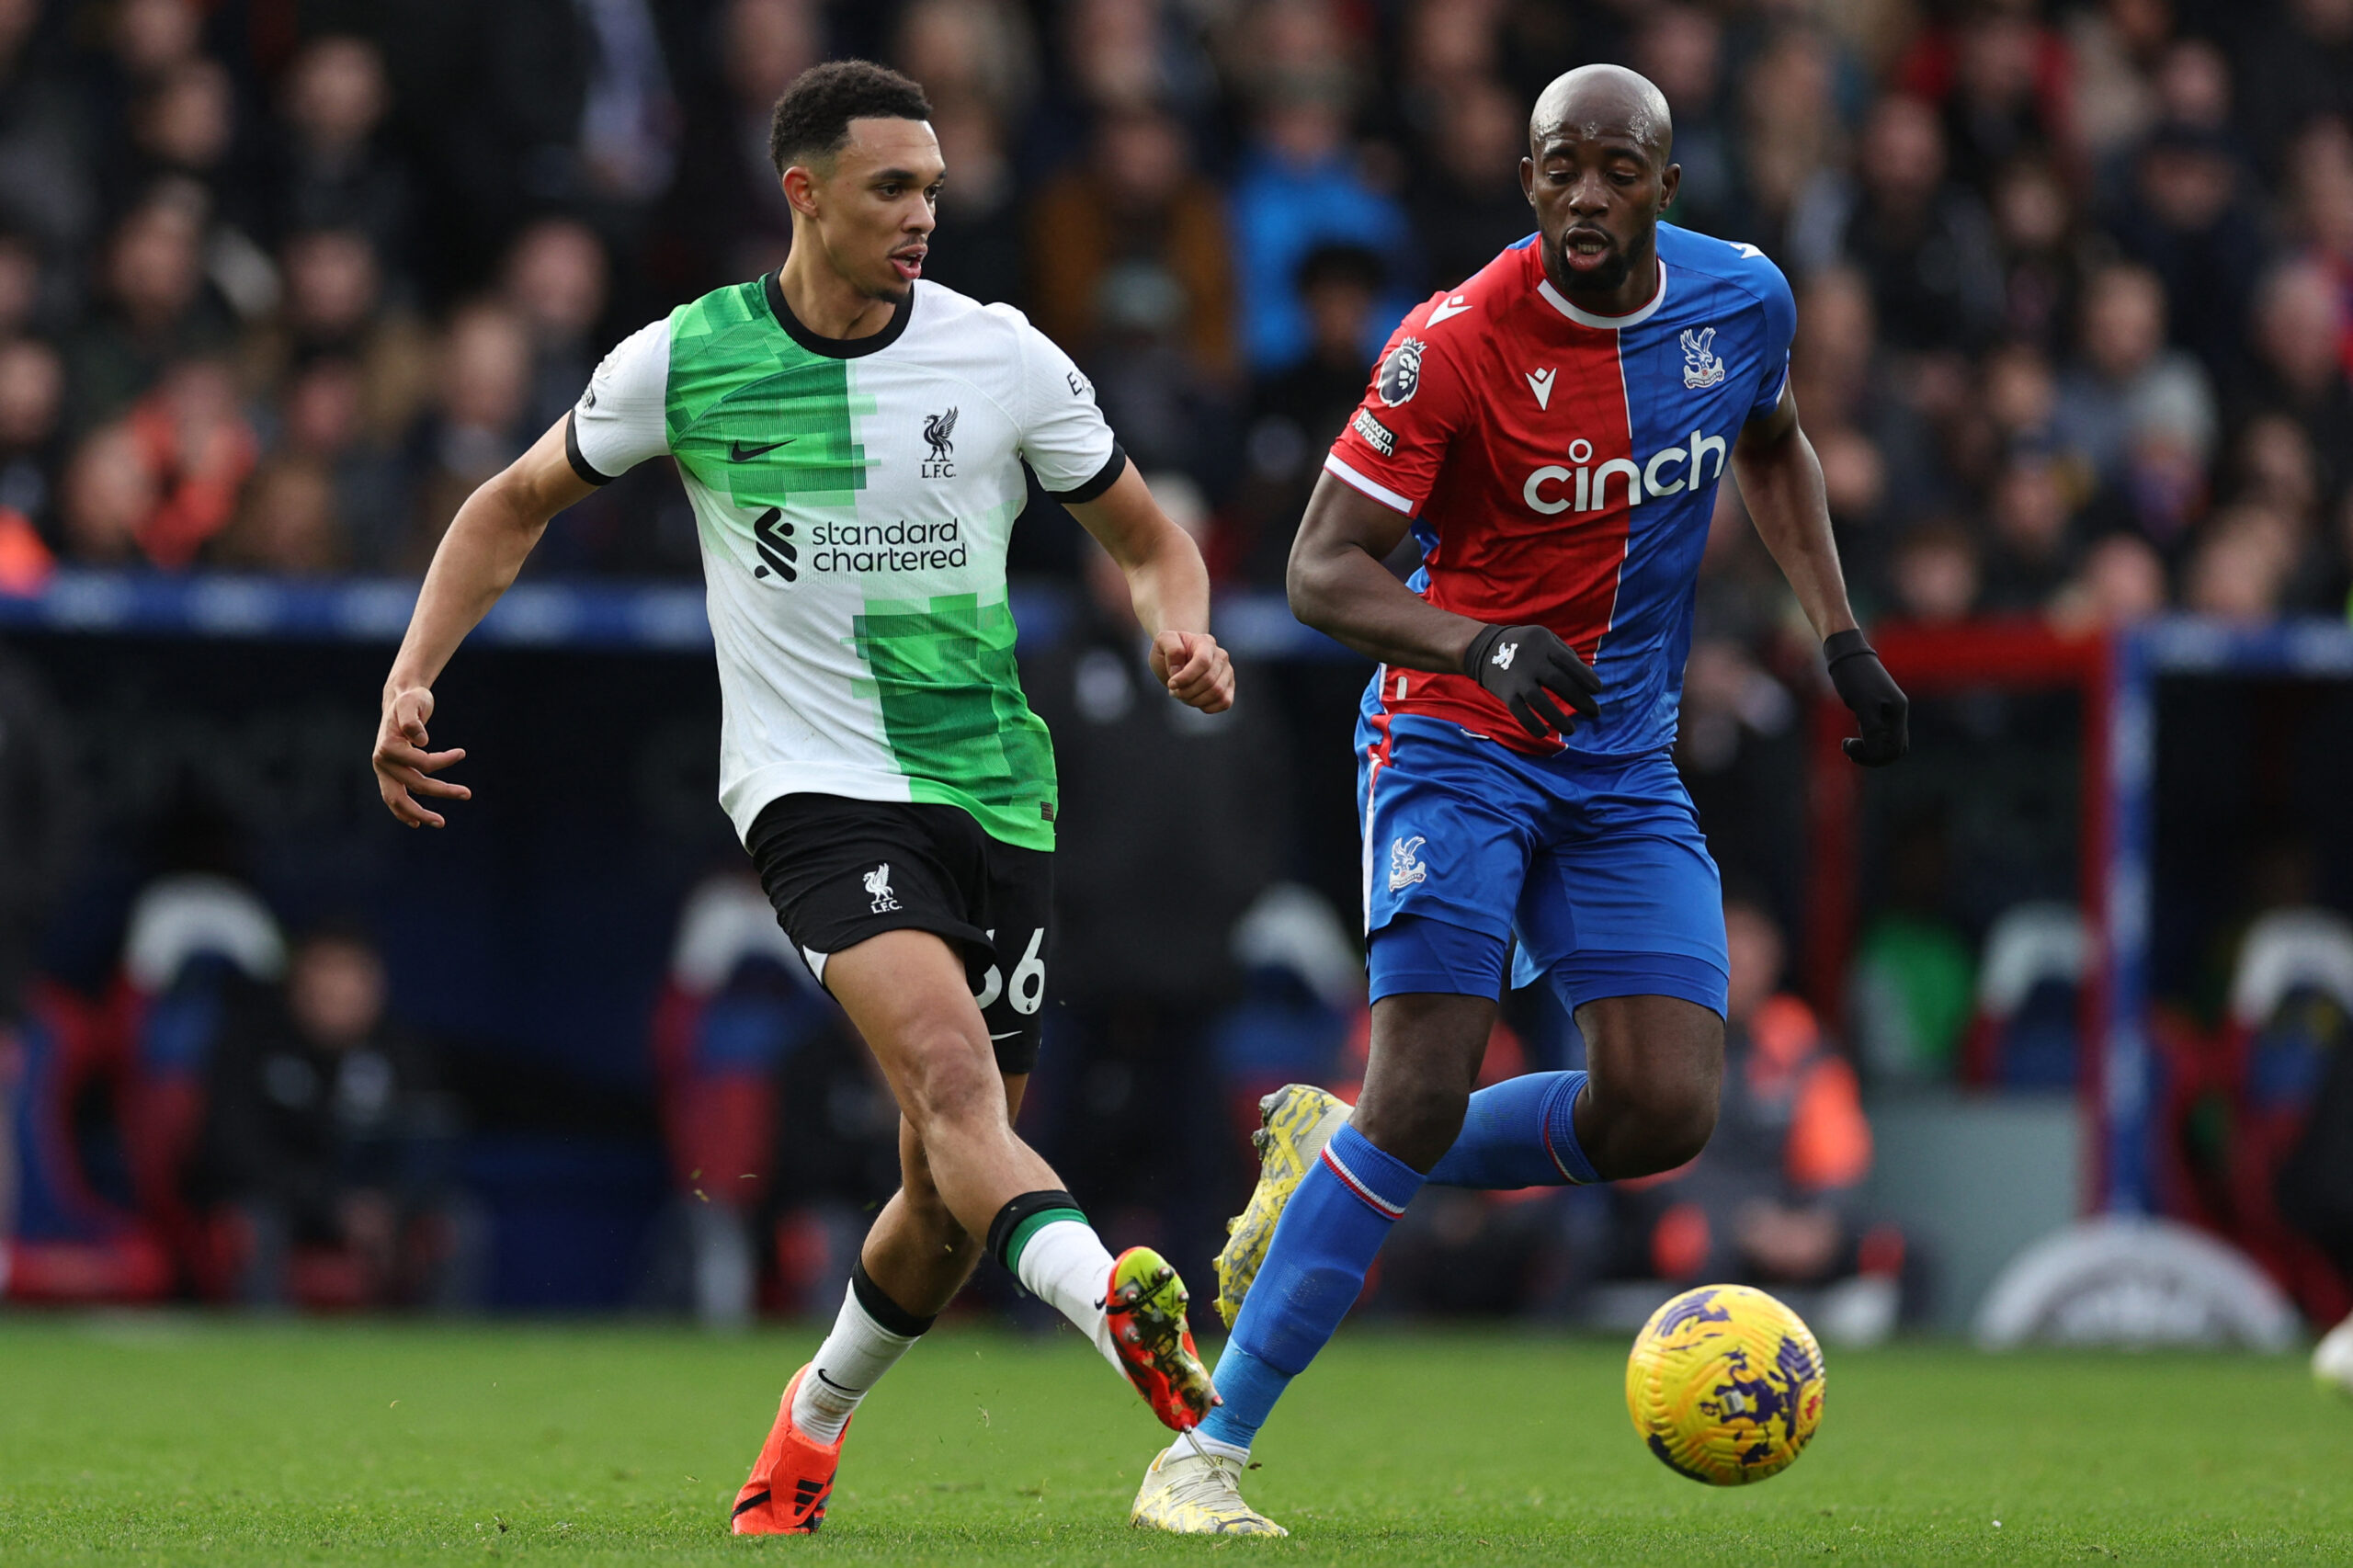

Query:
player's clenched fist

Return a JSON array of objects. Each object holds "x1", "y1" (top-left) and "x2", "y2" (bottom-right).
[
  {"x1": 372, "y1": 686, "x2": 472, "y2": 828},
  {"x1": 1151, "y1": 629, "x2": 1235, "y2": 714},
  {"x1": 1823, "y1": 630, "x2": 1908, "y2": 767},
  {"x1": 1464, "y1": 622, "x2": 1603, "y2": 739}
]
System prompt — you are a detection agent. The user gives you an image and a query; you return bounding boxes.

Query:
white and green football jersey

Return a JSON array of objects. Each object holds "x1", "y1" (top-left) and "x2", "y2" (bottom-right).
[{"x1": 568, "y1": 274, "x2": 1126, "y2": 852}]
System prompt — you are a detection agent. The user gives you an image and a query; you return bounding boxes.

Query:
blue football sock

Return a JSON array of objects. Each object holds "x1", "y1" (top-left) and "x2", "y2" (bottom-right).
[
  {"x1": 1198, "y1": 1123, "x2": 1422, "y2": 1452},
  {"x1": 1424, "y1": 1070, "x2": 1599, "y2": 1187}
]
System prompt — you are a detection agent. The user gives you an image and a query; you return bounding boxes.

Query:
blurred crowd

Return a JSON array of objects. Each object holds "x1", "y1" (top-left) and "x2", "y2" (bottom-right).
[{"x1": 0, "y1": 0, "x2": 2342, "y2": 629}]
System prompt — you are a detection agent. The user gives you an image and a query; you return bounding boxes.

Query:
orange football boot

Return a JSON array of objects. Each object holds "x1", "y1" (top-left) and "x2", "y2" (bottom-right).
[
  {"x1": 1103, "y1": 1245, "x2": 1219, "y2": 1430},
  {"x1": 731, "y1": 1364, "x2": 847, "y2": 1535}
]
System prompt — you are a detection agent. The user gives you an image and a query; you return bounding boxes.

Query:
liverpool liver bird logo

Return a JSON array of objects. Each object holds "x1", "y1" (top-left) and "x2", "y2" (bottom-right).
[{"x1": 923, "y1": 407, "x2": 958, "y2": 461}]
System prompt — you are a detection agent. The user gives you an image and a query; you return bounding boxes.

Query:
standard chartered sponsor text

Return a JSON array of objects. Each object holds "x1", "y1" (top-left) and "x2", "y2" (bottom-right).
[{"x1": 806, "y1": 516, "x2": 969, "y2": 573}]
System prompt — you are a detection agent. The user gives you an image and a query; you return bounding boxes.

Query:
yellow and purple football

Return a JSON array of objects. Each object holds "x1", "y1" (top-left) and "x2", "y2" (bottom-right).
[{"x1": 1626, "y1": 1283, "x2": 1825, "y2": 1485}]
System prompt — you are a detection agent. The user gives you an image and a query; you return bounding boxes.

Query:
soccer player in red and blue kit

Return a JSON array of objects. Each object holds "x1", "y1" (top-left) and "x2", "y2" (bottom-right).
[{"x1": 1127, "y1": 64, "x2": 1909, "y2": 1534}]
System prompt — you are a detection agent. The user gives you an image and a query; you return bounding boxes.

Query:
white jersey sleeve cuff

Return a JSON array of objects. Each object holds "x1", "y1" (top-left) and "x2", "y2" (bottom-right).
[
  {"x1": 1323, "y1": 452, "x2": 1417, "y2": 515},
  {"x1": 570, "y1": 318, "x2": 673, "y2": 482}
]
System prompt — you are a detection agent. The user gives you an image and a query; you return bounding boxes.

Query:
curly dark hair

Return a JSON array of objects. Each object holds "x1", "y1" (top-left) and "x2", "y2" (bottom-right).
[{"x1": 767, "y1": 60, "x2": 933, "y2": 175}]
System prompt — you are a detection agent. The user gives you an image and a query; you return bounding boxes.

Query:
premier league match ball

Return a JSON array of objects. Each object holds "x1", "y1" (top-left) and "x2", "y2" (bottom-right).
[{"x1": 1626, "y1": 1284, "x2": 1826, "y2": 1485}]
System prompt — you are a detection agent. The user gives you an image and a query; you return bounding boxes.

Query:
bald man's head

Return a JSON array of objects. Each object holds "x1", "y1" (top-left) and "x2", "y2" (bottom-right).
[
  {"x1": 1530, "y1": 64, "x2": 1674, "y2": 166},
  {"x1": 1518, "y1": 64, "x2": 1679, "y2": 303}
]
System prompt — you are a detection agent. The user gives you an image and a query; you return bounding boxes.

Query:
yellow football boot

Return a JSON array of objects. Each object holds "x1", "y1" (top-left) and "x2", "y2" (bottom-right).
[{"x1": 1213, "y1": 1084, "x2": 1350, "y2": 1327}]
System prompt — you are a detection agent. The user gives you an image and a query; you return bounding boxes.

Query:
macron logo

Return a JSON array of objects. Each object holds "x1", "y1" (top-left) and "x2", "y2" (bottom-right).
[
  {"x1": 1427, "y1": 294, "x2": 1472, "y2": 325},
  {"x1": 1526, "y1": 368, "x2": 1555, "y2": 409}
]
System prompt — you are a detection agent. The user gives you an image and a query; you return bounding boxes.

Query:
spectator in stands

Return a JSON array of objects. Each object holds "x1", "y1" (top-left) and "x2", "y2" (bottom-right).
[
  {"x1": 1409, "y1": 75, "x2": 1537, "y2": 292},
  {"x1": 2235, "y1": 415, "x2": 2326, "y2": 535},
  {"x1": 894, "y1": 0, "x2": 1034, "y2": 126},
  {"x1": 0, "y1": 0, "x2": 97, "y2": 271},
  {"x1": 2055, "y1": 263, "x2": 2217, "y2": 511},
  {"x1": 2051, "y1": 530, "x2": 2170, "y2": 630},
  {"x1": 2288, "y1": 123, "x2": 2353, "y2": 378},
  {"x1": 2067, "y1": 0, "x2": 2170, "y2": 194},
  {"x1": 266, "y1": 36, "x2": 413, "y2": 275},
  {"x1": 1028, "y1": 103, "x2": 1234, "y2": 379},
  {"x1": 58, "y1": 422, "x2": 153, "y2": 565},
  {"x1": 1989, "y1": 157, "x2": 2083, "y2": 350},
  {"x1": 106, "y1": 0, "x2": 201, "y2": 95},
  {"x1": 1228, "y1": 80, "x2": 1410, "y2": 372},
  {"x1": 408, "y1": 301, "x2": 530, "y2": 566},
  {"x1": 2233, "y1": 259, "x2": 2353, "y2": 500},
  {"x1": 667, "y1": 0, "x2": 820, "y2": 286},
  {"x1": 63, "y1": 187, "x2": 230, "y2": 433},
  {"x1": 501, "y1": 217, "x2": 609, "y2": 437},
  {"x1": 120, "y1": 357, "x2": 256, "y2": 570},
  {"x1": 2105, "y1": 122, "x2": 2267, "y2": 383},
  {"x1": 1233, "y1": 243, "x2": 1381, "y2": 587},
  {"x1": 196, "y1": 922, "x2": 470, "y2": 1310},
  {"x1": 1794, "y1": 94, "x2": 2003, "y2": 357},
  {"x1": 275, "y1": 356, "x2": 406, "y2": 573},
  {"x1": 1925, "y1": 1, "x2": 2075, "y2": 197},
  {"x1": 1889, "y1": 519, "x2": 1983, "y2": 626},
  {"x1": 244, "y1": 228, "x2": 432, "y2": 445},
  {"x1": 1633, "y1": 5, "x2": 1734, "y2": 242},
  {"x1": 0, "y1": 335, "x2": 63, "y2": 543},
  {"x1": 2185, "y1": 503, "x2": 2301, "y2": 620},
  {"x1": 896, "y1": 0, "x2": 1033, "y2": 310},
  {"x1": 1982, "y1": 451, "x2": 2079, "y2": 612},
  {"x1": 116, "y1": 57, "x2": 244, "y2": 231},
  {"x1": 2238, "y1": 0, "x2": 2353, "y2": 178},
  {"x1": 1983, "y1": 339, "x2": 2061, "y2": 455},
  {"x1": 213, "y1": 456, "x2": 340, "y2": 575},
  {"x1": 1735, "y1": 28, "x2": 1845, "y2": 259},
  {"x1": 1620, "y1": 897, "x2": 1892, "y2": 1293},
  {"x1": 1082, "y1": 264, "x2": 1236, "y2": 501},
  {"x1": 1789, "y1": 267, "x2": 1942, "y2": 530}
]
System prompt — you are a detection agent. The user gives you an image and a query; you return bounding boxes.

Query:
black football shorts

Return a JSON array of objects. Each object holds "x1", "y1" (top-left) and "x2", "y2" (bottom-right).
[{"x1": 745, "y1": 793, "x2": 1053, "y2": 1075}]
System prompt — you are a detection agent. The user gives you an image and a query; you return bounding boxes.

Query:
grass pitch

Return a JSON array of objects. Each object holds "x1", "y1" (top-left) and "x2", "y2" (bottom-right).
[{"x1": 0, "y1": 1316, "x2": 2347, "y2": 1564}]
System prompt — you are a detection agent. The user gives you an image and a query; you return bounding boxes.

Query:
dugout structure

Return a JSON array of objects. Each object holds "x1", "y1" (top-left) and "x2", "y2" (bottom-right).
[{"x1": 1808, "y1": 615, "x2": 2353, "y2": 1216}]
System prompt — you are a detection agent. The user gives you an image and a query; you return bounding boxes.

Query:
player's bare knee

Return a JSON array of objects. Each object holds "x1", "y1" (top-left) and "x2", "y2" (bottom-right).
[
  {"x1": 1622, "y1": 1089, "x2": 1716, "y2": 1176},
  {"x1": 894, "y1": 1027, "x2": 1002, "y2": 1139},
  {"x1": 1648, "y1": 1093, "x2": 1717, "y2": 1172},
  {"x1": 1353, "y1": 1077, "x2": 1471, "y2": 1172}
]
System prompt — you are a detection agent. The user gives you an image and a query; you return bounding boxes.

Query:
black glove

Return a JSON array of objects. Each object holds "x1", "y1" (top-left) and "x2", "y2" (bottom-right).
[
  {"x1": 1463, "y1": 623, "x2": 1602, "y2": 739},
  {"x1": 1824, "y1": 629, "x2": 1907, "y2": 767}
]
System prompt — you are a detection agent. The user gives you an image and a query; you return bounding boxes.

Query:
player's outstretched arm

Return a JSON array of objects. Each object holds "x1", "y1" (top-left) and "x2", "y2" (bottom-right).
[
  {"x1": 372, "y1": 414, "x2": 598, "y2": 826},
  {"x1": 1066, "y1": 459, "x2": 1234, "y2": 713},
  {"x1": 1733, "y1": 387, "x2": 1908, "y2": 767},
  {"x1": 1288, "y1": 470, "x2": 1600, "y2": 738}
]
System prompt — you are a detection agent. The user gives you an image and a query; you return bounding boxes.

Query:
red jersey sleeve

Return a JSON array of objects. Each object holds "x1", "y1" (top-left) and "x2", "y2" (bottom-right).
[{"x1": 1323, "y1": 297, "x2": 1473, "y2": 516}]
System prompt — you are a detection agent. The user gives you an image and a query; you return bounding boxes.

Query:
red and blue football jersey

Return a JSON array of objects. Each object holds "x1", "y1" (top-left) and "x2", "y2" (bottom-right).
[{"x1": 1324, "y1": 223, "x2": 1796, "y2": 758}]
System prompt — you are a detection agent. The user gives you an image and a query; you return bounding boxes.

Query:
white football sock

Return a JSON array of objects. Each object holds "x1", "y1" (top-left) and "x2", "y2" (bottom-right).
[
  {"x1": 1167, "y1": 1429, "x2": 1248, "y2": 1465},
  {"x1": 791, "y1": 1279, "x2": 922, "y2": 1443},
  {"x1": 1014, "y1": 1218, "x2": 1122, "y2": 1369}
]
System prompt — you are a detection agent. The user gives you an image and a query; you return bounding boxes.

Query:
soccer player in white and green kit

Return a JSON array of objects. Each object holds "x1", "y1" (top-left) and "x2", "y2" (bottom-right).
[{"x1": 369, "y1": 61, "x2": 1232, "y2": 1535}]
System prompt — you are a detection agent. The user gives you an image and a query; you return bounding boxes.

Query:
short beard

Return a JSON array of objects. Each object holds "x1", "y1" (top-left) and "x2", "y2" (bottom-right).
[{"x1": 1546, "y1": 232, "x2": 1631, "y2": 295}]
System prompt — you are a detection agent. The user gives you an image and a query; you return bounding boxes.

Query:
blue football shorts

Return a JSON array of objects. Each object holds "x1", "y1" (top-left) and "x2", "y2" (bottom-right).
[{"x1": 1357, "y1": 710, "x2": 1729, "y2": 1018}]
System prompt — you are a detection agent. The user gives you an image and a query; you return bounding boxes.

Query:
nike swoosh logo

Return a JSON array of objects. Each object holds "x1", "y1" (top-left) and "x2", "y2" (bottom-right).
[
  {"x1": 1427, "y1": 295, "x2": 1472, "y2": 325},
  {"x1": 729, "y1": 437, "x2": 793, "y2": 461},
  {"x1": 814, "y1": 1369, "x2": 856, "y2": 1393},
  {"x1": 989, "y1": 1029, "x2": 1022, "y2": 1040}
]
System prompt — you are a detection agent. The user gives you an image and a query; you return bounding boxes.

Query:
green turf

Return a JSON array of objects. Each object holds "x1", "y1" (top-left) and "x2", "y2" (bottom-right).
[{"x1": 1, "y1": 1316, "x2": 2347, "y2": 1564}]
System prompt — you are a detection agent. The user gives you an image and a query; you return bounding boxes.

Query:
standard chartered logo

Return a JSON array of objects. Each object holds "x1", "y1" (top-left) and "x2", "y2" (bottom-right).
[
  {"x1": 779, "y1": 517, "x2": 970, "y2": 575},
  {"x1": 1523, "y1": 429, "x2": 1728, "y2": 516}
]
